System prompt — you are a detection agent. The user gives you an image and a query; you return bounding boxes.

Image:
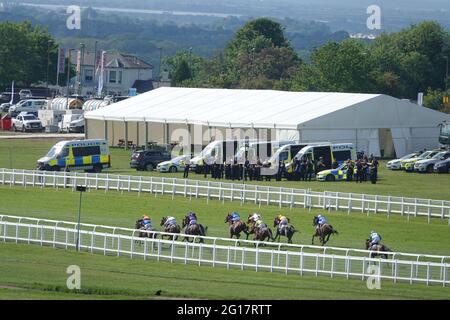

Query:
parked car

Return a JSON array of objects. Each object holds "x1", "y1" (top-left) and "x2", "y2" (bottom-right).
[
  {"x1": 12, "y1": 113, "x2": 43, "y2": 132},
  {"x1": 401, "y1": 150, "x2": 441, "y2": 172},
  {"x1": 9, "y1": 99, "x2": 47, "y2": 113},
  {"x1": 0, "y1": 102, "x2": 11, "y2": 112},
  {"x1": 130, "y1": 149, "x2": 171, "y2": 171},
  {"x1": 156, "y1": 155, "x2": 190, "y2": 173},
  {"x1": 414, "y1": 151, "x2": 450, "y2": 173},
  {"x1": 316, "y1": 162, "x2": 356, "y2": 181},
  {"x1": 434, "y1": 157, "x2": 450, "y2": 173},
  {"x1": 386, "y1": 152, "x2": 422, "y2": 170}
]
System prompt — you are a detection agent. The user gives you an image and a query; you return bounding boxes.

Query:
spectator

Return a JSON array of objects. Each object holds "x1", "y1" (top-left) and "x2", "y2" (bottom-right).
[
  {"x1": 315, "y1": 157, "x2": 326, "y2": 174},
  {"x1": 306, "y1": 158, "x2": 314, "y2": 181},
  {"x1": 346, "y1": 159, "x2": 353, "y2": 182},
  {"x1": 183, "y1": 159, "x2": 190, "y2": 178},
  {"x1": 355, "y1": 160, "x2": 363, "y2": 183}
]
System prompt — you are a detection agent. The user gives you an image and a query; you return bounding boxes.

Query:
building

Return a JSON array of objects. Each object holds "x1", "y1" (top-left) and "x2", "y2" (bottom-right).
[
  {"x1": 84, "y1": 87, "x2": 450, "y2": 157},
  {"x1": 70, "y1": 52, "x2": 153, "y2": 96}
]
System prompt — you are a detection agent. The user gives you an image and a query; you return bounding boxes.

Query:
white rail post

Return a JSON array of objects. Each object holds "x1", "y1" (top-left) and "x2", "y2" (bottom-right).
[
  {"x1": 138, "y1": 176, "x2": 142, "y2": 196},
  {"x1": 279, "y1": 189, "x2": 282, "y2": 209},
  {"x1": 427, "y1": 199, "x2": 431, "y2": 224},
  {"x1": 196, "y1": 180, "x2": 199, "y2": 198},
  {"x1": 441, "y1": 201, "x2": 445, "y2": 220},
  {"x1": 207, "y1": 181, "x2": 211, "y2": 204},
  {"x1": 361, "y1": 194, "x2": 365, "y2": 213},
  {"x1": 401, "y1": 197, "x2": 404, "y2": 216},
  {"x1": 414, "y1": 198, "x2": 418, "y2": 217},
  {"x1": 290, "y1": 189, "x2": 294, "y2": 210},
  {"x1": 387, "y1": 196, "x2": 391, "y2": 219},
  {"x1": 348, "y1": 194, "x2": 352, "y2": 215}
]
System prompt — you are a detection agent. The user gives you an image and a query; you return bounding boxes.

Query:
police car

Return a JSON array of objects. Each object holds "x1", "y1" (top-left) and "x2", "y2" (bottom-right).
[
  {"x1": 156, "y1": 155, "x2": 190, "y2": 173},
  {"x1": 316, "y1": 162, "x2": 355, "y2": 182}
]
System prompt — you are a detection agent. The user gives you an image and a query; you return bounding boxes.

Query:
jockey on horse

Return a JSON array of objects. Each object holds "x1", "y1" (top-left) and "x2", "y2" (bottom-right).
[
  {"x1": 315, "y1": 214, "x2": 327, "y2": 235},
  {"x1": 163, "y1": 216, "x2": 177, "y2": 228},
  {"x1": 368, "y1": 230, "x2": 382, "y2": 250},
  {"x1": 276, "y1": 214, "x2": 289, "y2": 234},
  {"x1": 229, "y1": 211, "x2": 241, "y2": 224},
  {"x1": 186, "y1": 212, "x2": 198, "y2": 226},
  {"x1": 141, "y1": 215, "x2": 153, "y2": 230}
]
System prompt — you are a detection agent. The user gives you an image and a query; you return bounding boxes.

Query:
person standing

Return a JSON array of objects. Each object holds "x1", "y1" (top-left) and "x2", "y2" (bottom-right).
[
  {"x1": 369, "y1": 157, "x2": 379, "y2": 184},
  {"x1": 346, "y1": 159, "x2": 354, "y2": 182},
  {"x1": 306, "y1": 158, "x2": 314, "y2": 181},
  {"x1": 183, "y1": 158, "x2": 190, "y2": 178}
]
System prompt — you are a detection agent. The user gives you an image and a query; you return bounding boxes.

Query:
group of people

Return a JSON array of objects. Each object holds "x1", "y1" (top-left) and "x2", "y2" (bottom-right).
[
  {"x1": 201, "y1": 158, "x2": 266, "y2": 181},
  {"x1": 285, "y1": 156, "x2": 324, "y2": 181},
  {"x1": 345, "y1": 155, "x2": 379, "y2": 184}
]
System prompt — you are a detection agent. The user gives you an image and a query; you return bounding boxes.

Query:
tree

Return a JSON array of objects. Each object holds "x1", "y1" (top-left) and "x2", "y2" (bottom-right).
[{"x1": 0, "y1": 21, "x2": 59, "y2": 89}]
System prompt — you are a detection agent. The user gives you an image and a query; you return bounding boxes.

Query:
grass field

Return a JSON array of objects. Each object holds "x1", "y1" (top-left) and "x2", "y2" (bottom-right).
[
  {"x1": 0, "y1": 184, "x2": 449, "y2": 299},
  {"x1": 0, "y1": 137, "x2": 449, "y2": 299},
  {"x1": 0, "y1": 138, "x2": 450, "y2": 201}
]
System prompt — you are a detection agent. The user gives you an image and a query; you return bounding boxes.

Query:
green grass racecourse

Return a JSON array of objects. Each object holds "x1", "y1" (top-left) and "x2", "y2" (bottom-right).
[
  {"x1": 1, "y1": 138, "x2": 450, "y2": 201},
  {"x1": 0, "y1": 185, "x2": 449, "y2": 299},
  {"x1": 0, "y1": 138, "x2": 449, "y2": 299},
  {"x1": 1, "y1": 242, "x2": 449, "y2": 300}
]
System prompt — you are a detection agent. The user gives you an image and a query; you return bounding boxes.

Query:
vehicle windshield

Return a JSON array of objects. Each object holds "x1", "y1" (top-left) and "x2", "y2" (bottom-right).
[
  {"x1": 23, "y1": 115, "x2": 36, "y2": 120},
  {"x1": 172, "y1": 156, "x2": 186, "y2": 163},
  {"x1": 200, "y1": 144, "x2": 215, "y2": 156},
  {"x1": 418, "y1": 151, "x2": 432, "y2": 159},
  {"x1": 432, "y1": 152, "x2": 445, "y2": 160},
  {"x1": 400, "y1": 153, "x2": 417, "y2": 160},
  {"x1": 45, "y1": 145, "x2": 63, "y2": 158}
]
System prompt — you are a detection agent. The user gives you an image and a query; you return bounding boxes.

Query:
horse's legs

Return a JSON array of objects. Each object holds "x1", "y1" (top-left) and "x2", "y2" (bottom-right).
[{"x1": 311, "y1": 235, "x2": 315, "y2": 245}]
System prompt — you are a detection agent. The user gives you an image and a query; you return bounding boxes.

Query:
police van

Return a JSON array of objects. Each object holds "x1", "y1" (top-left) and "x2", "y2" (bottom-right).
[
  {"x1": 293, "y1": 143, "x2": 356, "y2": 169},
  {"x1": 234, "y1": 140, "x2": 295, "y2": 164},
  {"x1": 37, "y1": 139, "x2": 110, "y2": 172},
  {"x1": 190, "y1": 139, "x2": 251, "y2": 173}
]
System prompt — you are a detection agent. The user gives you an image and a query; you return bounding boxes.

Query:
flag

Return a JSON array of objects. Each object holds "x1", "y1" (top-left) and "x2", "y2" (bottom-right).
[
  {"x1": 57, "y1": 47, "x2": 66, "y2": 74},
  {"x1": 97, "y1": 51, "x2": 106, "y2": 96},
  {"x1": 76, "y1": 50, "x2": 81, "y2": 75}
]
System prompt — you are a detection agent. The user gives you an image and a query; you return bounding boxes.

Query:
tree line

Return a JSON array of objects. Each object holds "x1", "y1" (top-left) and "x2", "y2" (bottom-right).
[{"x1": 166, "y1": 18, "x2": 450, "y2": 113}]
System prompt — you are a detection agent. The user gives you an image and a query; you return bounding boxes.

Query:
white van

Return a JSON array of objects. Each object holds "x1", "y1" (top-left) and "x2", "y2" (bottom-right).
[
  {"x1": 9, "y1": 99, "x2": 48, "y2": 113},
  {"x1": 190, "y1": 140, "x2": 251, "y2": 173},
  {"x1": 234, "y1": 140, "x2": 296, "y2": 164}
]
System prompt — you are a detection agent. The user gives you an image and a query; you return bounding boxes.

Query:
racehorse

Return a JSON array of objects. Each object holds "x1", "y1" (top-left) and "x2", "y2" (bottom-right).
[
  {"x1": 135, "y1": 219, "x2": 157, "y2": 242},
  {"x1": 160, "y1": 216, "x2": 181, "y2": 240},
  {"x1": 224, "y1": 214, "x2": 249, "y2": 240},
  {"x1": 312, "y1": 216, "x2": 338, "y2": 246},
  {"x1": 273, "y1": 217, "x2": 297, "y2": 244},
  {"x1": 247, "y1": 221, "x2": 274, "y2": 243},
  {"x1": 182, "y1": 215, "x2": 207, "y2": 243},
  {"x1": 365, "y1": 239, "x2": 392, "y2": 259}
]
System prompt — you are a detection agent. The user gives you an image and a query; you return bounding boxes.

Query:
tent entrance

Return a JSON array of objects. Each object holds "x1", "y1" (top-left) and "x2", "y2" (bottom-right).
[{"x1": 379, "y1": 128, "x2": 395, "y2": 158}]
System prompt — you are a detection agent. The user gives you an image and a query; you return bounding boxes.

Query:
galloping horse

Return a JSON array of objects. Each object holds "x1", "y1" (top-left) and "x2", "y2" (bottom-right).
[
  {"x1": 160, "y1": 216, "x2": 181, "y2": 240},
  {"x1": 247, "y1": 218, "x2": 273, "y2": 243},
  {"x1": 365, "y1": 239, "x2": 392, "y2": 259},
  {"x1": 312, "y1": 216, "x2": 338, "y2": 246},
  {"x1": 182, "y1": 214, "x2": 207, "y2": 243},
  {"x1": 273, "y1": 217, "x2": 296, "y2": 244},
  {"x1": 135, "y1": 219, "x2": 157, "y2": 241},
  {"x1": 224, "y1": 214, "x2": 249, "y2": 240}
]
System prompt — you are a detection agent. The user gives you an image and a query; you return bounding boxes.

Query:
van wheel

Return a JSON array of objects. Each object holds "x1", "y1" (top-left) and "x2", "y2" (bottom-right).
[
  {"x1": 93, "y1": 164, "x2": 102, "y2": 173},
  {"x1": 426, "y1": 165, "x2": 434, "y2": 173},
  {"x1": 52, "y1": 166, "x2": 60, "y2": 172},
  {"x1": 145, "y1": 163, "x2": 154, "y2": 171},
  {"x1": 12, "y1": 125, "x2": 16, "y2": 132},
  {"x1": 326, "y1": 174, "x2": 335, "y2": 181},
  {"x1": 169, "y1": 166, "x2": 177, "y2": 173}
]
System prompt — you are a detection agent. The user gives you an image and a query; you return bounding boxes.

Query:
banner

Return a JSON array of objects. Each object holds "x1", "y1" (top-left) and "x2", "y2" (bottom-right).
[{"x1": 57, "y1": 47, "x2": 66, "y2": 74}]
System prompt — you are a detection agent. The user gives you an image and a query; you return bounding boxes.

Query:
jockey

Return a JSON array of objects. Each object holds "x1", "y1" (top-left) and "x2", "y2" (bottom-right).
[
  {"x1": 141, "y1": 215, "x2": 152, "y2": 230},
  {"x1": 277, "y1": 214, "x2": 289, "y2": 232},
  {"x1": 230, "y1": 211, "x2": 241, "y2": 224},
  {"x1": 187, "y1": 212, "x2": 198, "y2": 226},
  {"x1": 369, "y1": 230, "x2": 381, "y2": 247},
  {"x1": 164, "y1": 216, "x2": 176, "y2": 228},
  {"x1": 317, "y1": 214, "x2": 327, "y2": 225},
  {"x1": 315, "y1": 214, "x2": 327, "y2": 233},
  {"x1": 255, "y1": 218, "x2": 266, "y2": 230},
  {"x1": 249, "y1": 213, "x2": 262, "y2": 223}
]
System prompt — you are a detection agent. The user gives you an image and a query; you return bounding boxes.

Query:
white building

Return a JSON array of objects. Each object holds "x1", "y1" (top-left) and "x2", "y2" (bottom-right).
[
  {"x1": 70, "y1": 52, "x2": 153, "y2": 96},
  {"x1": 84, "y1": 87, "x2": 450, "y2": 157}
]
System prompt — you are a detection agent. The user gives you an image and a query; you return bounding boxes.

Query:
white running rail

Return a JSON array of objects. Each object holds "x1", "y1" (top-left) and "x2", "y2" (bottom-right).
[
  {"x1": 0, "y1": 220, "x2": 448, "y2": 286},
  {"x1": 1, "y1": 168, "x2": 450, "y2": 223}
]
